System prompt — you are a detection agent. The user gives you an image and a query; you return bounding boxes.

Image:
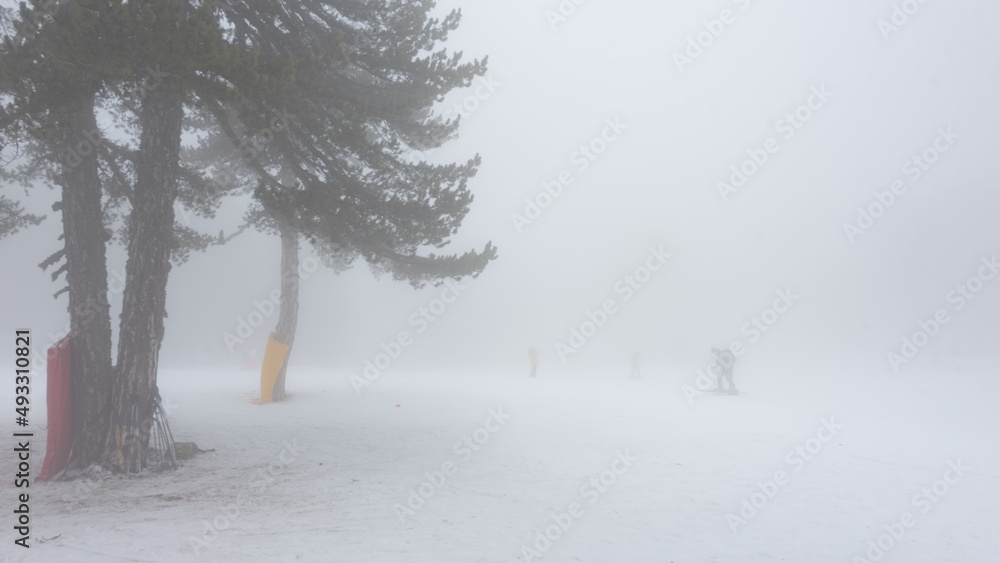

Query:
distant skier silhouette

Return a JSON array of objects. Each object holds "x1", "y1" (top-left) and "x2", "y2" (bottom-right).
[
  {"x1": 630, "y1": 352, "x2": 641, "y2": 379},
  {"x1": 528, "y1": 347, "x2": 539, "y2": 378},
  {"x1": 711, "y1": 347, "x2": 737, "y2": 394}
]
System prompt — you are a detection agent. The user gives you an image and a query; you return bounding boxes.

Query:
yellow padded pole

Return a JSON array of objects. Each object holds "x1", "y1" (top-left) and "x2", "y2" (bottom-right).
[{"x1": 259, "y1": 332, "x2": 290, "y2": 404}]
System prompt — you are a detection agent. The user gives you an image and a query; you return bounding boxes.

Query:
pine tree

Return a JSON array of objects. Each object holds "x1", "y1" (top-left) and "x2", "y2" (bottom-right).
[
  {"x1": 3, "y1": 0, "x2": 496, "y2": 473},
  {"x1": 102, "y1": 0, "x2": 244, "y2": 473},
  {"x1": 206, "y1": 1, "x2": 497, "y2": 400},
  {"x1": 2, "y1": 0, "x2": 246, "y2": 472},
  {"x1": 1, "y1": 0, "x2": 131, "y2": 469}
]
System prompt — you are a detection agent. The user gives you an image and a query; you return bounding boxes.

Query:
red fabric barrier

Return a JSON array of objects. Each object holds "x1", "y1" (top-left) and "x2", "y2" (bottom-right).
[{"x1": 38, "y1": 336, "x2": 72, "y2": 482}]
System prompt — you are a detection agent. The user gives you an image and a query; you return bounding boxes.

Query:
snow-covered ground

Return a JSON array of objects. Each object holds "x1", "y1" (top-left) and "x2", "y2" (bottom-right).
[{"x1": 2, "y1": 363, "x2": 999, "y2": 562}]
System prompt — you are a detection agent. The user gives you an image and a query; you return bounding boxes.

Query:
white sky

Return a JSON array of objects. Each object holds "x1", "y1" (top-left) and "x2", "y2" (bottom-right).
[{"x1": 2, "y1": 0, "x2": 998, "y2": 377}]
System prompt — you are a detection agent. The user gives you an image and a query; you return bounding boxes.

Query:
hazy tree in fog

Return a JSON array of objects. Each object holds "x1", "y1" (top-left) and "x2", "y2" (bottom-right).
[
  {"x1": 1, "y1": 0, "x2": 251, "y2": 473},
  {"x1": 2, "y1": 0, "x2": 496, "y2": 476},
  {"x1": 1, "y1": 0, "x2": 130, "y2": 469},
  {"x1": 197, "y1": 0, "x2": 497, "y2": 400}
]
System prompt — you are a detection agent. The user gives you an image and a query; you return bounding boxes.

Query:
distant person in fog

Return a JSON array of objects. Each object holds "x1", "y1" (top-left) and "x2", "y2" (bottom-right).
[
  {"x1": 711, "y1": 347, "x2": 737, "y2": 394},
  {"x1": 528, "y1": 347, "x2": 539, "y2": 378},
  {"x1": 630, "y1": 352, "x2": 641, "y2": 379}
]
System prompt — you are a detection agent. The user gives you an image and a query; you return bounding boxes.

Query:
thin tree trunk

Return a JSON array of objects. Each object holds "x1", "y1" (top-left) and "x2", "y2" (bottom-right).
[
  {"x1": 59, "y1": 91, "x2": 113, "y2": 469},
  {"x1": 104, "y1": 82, "x2": 183, "y2": 473},
  {"x1": 271, "y1": 220, "x2": 299, "y2": 402}
]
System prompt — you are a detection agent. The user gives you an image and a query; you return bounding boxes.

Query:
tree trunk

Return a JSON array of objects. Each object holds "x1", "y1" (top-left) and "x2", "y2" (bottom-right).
[
  {"x1": 271, "y1": 220, "x2": 299, "y2": 402},
  {"x1": 104, "y1": 82, "x2": 183, "y2": 473},
  {"x1": 59, "y1": 92, "x2": 113, "y2": 469}
]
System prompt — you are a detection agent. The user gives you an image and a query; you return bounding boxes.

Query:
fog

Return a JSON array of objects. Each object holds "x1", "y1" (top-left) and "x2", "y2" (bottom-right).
[
  {"x1": 6, "y1": 0, "x2": 998, "y2": 377},
  {"x1": 2, "y1": 1, "x2": 1000, "y2": 561}
]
